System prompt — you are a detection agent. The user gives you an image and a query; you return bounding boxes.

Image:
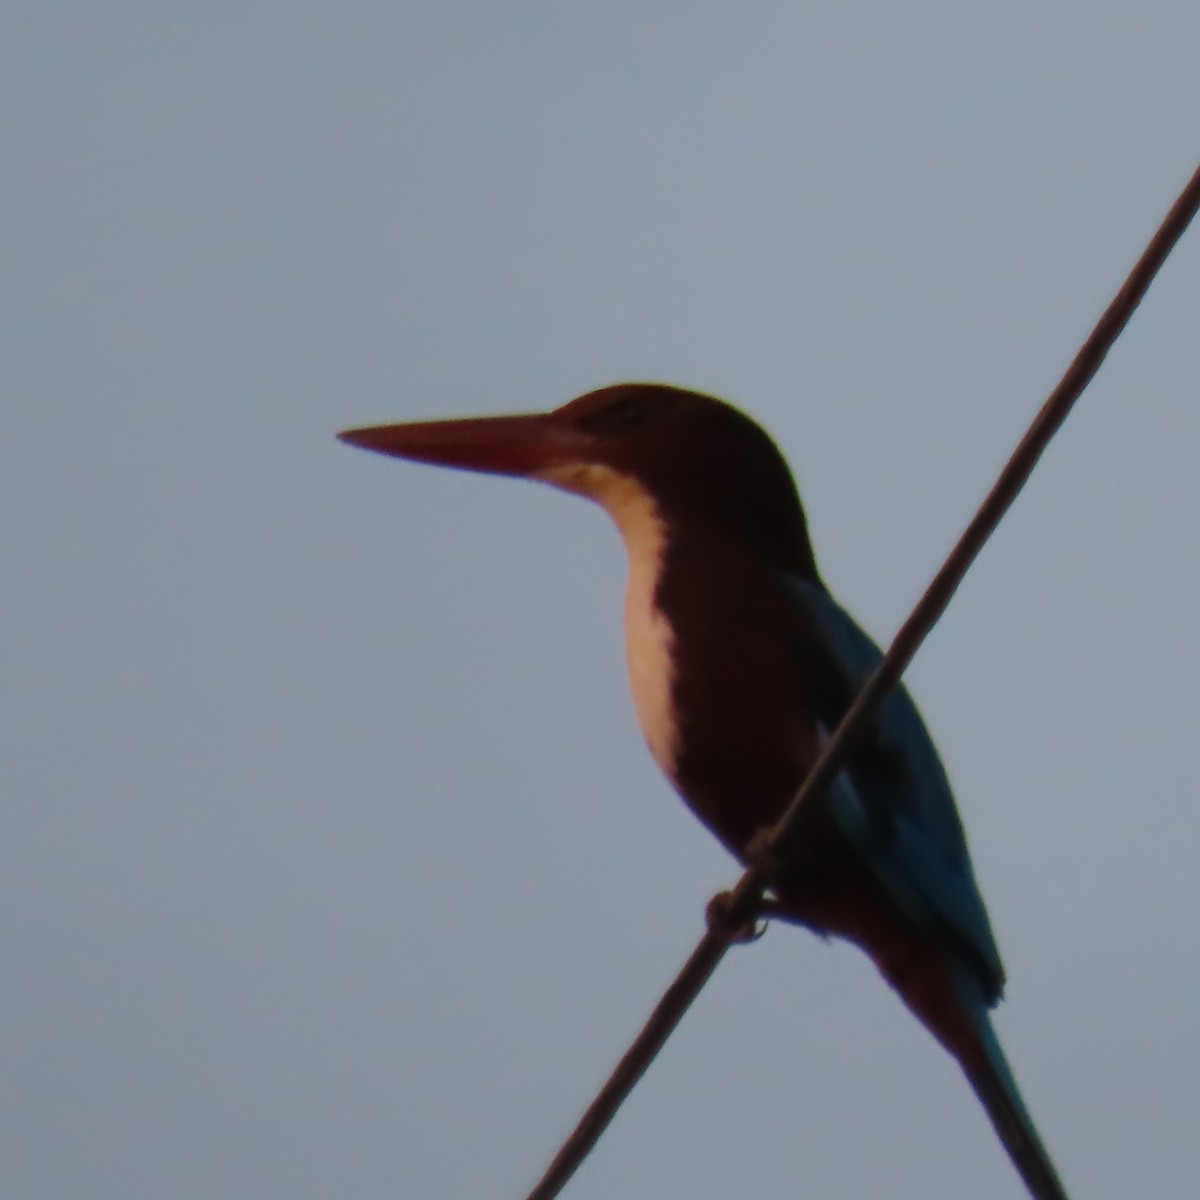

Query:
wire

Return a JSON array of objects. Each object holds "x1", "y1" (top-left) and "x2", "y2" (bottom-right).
[{"x1": 525, "y1": 159, "x2": 1200, "y2": 1200}]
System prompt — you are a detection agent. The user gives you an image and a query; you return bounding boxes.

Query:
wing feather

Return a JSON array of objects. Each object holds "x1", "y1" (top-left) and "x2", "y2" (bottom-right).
[{"x1": 789, "y1": 577, "x2": 1005, "y2": 999}]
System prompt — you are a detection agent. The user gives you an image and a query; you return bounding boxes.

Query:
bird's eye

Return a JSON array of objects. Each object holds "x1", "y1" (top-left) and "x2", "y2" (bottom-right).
[{"x1": 581, "y1": 396, "x2": 649, "y2": 434}]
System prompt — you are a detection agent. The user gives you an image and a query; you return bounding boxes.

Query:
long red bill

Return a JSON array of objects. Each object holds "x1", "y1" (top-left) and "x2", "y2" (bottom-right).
[{"x1": 338, "y1": 411, "x2": 587, "y2": 479}]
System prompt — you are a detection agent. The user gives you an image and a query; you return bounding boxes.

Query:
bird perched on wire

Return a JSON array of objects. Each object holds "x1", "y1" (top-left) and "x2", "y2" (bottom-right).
[{"x1": 340, "y1": 382, "x2": 1068, "y2": 1200}]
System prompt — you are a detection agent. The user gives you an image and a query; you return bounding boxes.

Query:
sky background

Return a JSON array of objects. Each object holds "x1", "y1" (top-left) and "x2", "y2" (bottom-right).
[{"x1": 5, "y1": 6, "x2": 1199, "y2": 1199}]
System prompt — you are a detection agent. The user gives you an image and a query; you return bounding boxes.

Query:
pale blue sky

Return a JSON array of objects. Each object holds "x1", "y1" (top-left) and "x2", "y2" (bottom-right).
[{"x1": 4, "y1": 6, "x2": 1199, "y2": 1198}]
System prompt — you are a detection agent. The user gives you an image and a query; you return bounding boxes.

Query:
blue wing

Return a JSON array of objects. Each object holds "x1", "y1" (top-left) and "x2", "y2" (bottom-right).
[{"x1": 789, "y1": 577, "x2": 1005, "y2": 1001}]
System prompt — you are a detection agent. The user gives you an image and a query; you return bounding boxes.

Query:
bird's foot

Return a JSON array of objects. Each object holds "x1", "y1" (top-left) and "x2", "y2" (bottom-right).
[{"x1": 705, "y1": 890, "x2": 767, "y2": 943}]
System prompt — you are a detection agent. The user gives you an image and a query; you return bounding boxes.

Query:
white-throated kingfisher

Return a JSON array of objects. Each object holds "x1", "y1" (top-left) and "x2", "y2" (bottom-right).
[{"x1": 339, "y1": 383, "x2": 1067, "y2": 1200}]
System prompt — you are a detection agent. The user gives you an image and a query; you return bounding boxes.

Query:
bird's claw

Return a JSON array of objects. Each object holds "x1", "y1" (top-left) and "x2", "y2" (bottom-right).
[{"x1": 705, "y1": 890, "x2": 768, "y2": 943}]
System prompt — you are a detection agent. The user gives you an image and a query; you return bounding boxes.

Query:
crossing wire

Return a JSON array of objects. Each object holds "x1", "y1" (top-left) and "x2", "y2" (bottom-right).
[{"x1": 525, "y1": 159, "x2": 1200, "y2": 1200}]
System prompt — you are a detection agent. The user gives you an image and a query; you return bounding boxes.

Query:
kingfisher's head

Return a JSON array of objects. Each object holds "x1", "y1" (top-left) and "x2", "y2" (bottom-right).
[{"x1": 340, "y1": 383, "x2": 816, "y2": 575}]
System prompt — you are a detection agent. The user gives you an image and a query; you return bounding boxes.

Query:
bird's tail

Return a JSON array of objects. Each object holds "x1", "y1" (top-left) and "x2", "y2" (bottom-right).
[{"x1": 959, "y1": 999, "x2": 1068, "y2": 1200}]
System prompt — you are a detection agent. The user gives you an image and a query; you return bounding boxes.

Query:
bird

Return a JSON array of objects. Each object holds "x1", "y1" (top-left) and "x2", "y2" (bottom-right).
[{"x1": 339, "y1": 382, "x2": 1067, "y2": 1200}]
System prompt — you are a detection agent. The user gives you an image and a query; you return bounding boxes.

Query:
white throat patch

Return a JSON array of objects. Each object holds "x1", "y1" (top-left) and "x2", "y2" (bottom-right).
[{"x1": 537, "y1": 464, "x2": 681, "y2": 780}]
